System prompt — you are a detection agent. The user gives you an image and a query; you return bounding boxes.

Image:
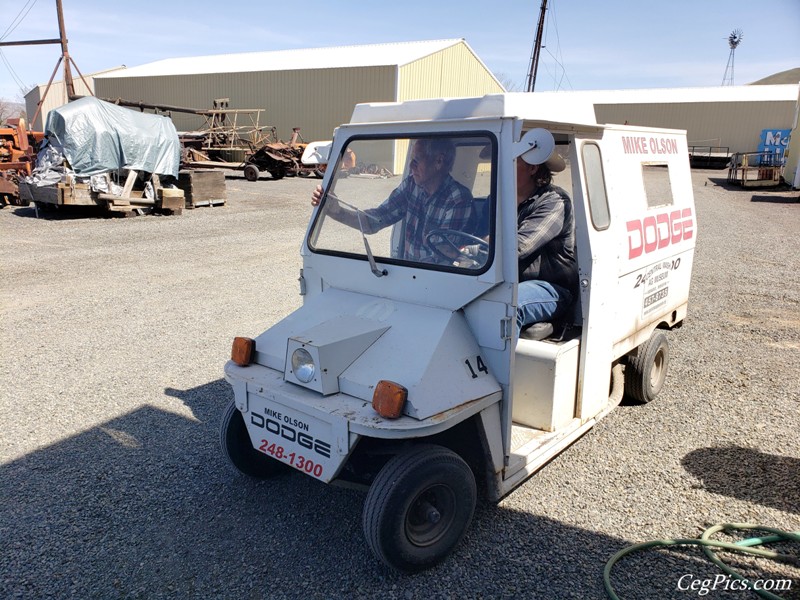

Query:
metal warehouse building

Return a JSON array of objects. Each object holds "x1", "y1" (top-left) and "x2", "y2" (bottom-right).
[
  {"x1": 24, "y1": 67, "x2": 126, "y2": 131},
  {"x1": 26, "y1": 38, "x2": 795, "y2": 171},
  {"x1": 90, "y1": 39, "x2": 504, "y2": 143},
  {"x1": 542, "y1": 84, "x2": 798, "y2": 155}
]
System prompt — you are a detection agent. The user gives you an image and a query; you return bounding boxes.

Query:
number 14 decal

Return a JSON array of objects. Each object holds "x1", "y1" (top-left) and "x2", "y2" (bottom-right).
[{"x1": 464, "y1": 355, "x2": 489, "y2": 379}]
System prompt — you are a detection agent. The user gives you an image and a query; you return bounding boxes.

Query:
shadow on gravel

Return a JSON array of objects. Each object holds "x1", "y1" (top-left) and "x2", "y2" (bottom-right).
[
  {"x1": 705, "y1": 177, "x2": 795, "y2": 195},
  {"x1": 682, "y1": 446, "x2": 800, "y2": 515},
  {"x1": 1, "y1": 382, "x2": 795, "y2": 599},
  {"x1": 8, "y1": 204, "x2": 115, "y2": 220},
  {"x1": 706, "y1": 177, "x2": 747, "y2": 191},
  {"x1": 751, "y1": 194, "x2": 800, "y2": 204}
]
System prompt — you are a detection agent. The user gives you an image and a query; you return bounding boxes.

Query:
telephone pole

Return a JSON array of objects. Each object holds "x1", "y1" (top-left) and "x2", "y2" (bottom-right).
[
  {"x1": 0, "y1": 0, "x2": 92, "y2": 125},
  {"x1": 525, "y1": 0, "x2": 548, "y2": 92}
]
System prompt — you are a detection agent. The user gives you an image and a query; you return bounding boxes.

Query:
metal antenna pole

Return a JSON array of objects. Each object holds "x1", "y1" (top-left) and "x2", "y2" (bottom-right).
[{"x1": 525, "y1": 0, "x2": 548, "y2": 92}]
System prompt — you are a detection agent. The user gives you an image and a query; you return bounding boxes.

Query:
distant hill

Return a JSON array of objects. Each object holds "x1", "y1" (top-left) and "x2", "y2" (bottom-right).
[{"x1": 749, "y1": 68, "x2": 800, "y2": 85}]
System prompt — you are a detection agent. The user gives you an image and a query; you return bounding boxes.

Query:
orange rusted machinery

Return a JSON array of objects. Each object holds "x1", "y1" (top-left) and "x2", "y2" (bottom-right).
[{"x1": 0, "y1": 118, "x2": 44, "y2": 206}]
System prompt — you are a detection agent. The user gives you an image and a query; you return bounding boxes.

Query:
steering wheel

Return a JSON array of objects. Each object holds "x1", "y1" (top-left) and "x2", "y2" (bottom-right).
[{"x1": 425, "y1": 229, "x2": 490, "y2": 267}]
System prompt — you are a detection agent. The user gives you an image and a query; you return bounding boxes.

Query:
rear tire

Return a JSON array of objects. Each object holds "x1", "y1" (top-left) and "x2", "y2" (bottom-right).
[
  {"x1": 625, "y1": 331, "x2": 669, "y2": 403},
  {"x1": 362, "y1": 444, "x2": 476, "y2": 573},
  {"x1": 219, "y1": 401, "x2": 286, "y2": 477},
  {"x1": 243, "y1": 164, "x2": 259, "y2": 181}
]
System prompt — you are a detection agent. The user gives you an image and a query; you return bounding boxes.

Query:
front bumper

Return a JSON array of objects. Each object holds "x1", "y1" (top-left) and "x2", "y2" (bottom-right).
[{"x1": 224, "y1": 361, "x2": 500, "y2": 482}]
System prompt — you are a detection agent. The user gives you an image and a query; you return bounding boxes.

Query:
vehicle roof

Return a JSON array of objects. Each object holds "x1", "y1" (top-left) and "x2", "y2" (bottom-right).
[{"x1": 349, "y1": 93, "x2": 600, "y2": 129}]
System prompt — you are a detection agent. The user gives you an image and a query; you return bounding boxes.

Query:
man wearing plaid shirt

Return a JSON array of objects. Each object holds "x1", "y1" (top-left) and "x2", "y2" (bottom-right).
[{"x1": 312, "y1": 138, "x2": 473, "y2": 264}]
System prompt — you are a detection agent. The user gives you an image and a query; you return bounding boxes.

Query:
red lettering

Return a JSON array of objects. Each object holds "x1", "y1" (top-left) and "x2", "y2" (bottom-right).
[
  {"x1": 670, "y1": 209, "x2": 683, "y2": 244},
  {"x1": 656, "y1": 213, "x2": 670, "y2": 249},
  {"x1": 643, "y1": 216, "x2": 658, "y2": 253},
  {"x1": 622, "y1": 137, "x2": 635, "y2": 154},
  {"x1": 626, "y1": 220, "x2": 643, "y2": 259},
  {"x1": 682, "y1": 208, "x2": 693, "y2": 239},
  {"x1": 644, "y1": 137, "x2": 680, "y2": 155},
  {"x1": 627, "y1": 208, "x2": 695, "y2": 260}
]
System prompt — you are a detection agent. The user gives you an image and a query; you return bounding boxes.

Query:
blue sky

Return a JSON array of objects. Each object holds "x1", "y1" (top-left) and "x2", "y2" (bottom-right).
[{"x1": 1, "y1": 0, "x2": 798, "y2": 102}]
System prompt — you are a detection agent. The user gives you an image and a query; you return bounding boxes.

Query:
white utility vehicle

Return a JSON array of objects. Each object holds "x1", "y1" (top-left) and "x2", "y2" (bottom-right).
[{"x1": 220, "y1": 94, "x2": 697, "y2": 572}]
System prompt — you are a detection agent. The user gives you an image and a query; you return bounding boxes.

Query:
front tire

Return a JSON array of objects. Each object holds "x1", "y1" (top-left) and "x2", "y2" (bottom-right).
[
  {"x1": 362, "y1": 444, "x2": 476, "y2": 573},
  {"x1": 243, "y1": 164, "x2": 259, "y2": 181},
  {"x1": 625, "y1": 331, "x2": 670, "y2": 403},
  {"x1": 219, "y1": 401, "x2": 286, "y2": 477}
]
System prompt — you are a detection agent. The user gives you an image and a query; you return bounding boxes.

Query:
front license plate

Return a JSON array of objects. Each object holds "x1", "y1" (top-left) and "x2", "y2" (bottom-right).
[{"x1": 245, "y1": 393, "x2": 336, "y2": 481}]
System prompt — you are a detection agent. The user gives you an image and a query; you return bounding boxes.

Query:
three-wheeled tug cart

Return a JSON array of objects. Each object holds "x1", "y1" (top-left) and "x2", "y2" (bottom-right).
[{"x1": 220, "y1": 94, "x2": 697, "y2": 572}]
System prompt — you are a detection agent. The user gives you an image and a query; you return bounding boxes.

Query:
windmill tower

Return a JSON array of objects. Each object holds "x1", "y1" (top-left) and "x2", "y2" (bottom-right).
[{"x1": 721, "y1": 29, "x2": 743, "y2": 86}]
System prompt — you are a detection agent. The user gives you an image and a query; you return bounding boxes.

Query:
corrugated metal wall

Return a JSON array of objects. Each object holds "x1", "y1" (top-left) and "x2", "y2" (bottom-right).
[
  {"x1": 595, "y1": 101, "x2": 795, "y2": 153},
  {"x1": 392, "y1": 43, "x2": 504, "y2": 170},
  {"x1": 398, "y1": 42, "x2": 503, "y2": 102},
  {"x1": 25, "y1": 76, "x2": 95, "y2": 131},
  {"x1": 95, "y1": 66, "x2": 396, "y2": 142}
]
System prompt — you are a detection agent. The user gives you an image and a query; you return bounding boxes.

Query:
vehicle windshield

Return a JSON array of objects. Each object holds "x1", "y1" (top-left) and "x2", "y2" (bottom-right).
[{"x1": 308, "y1": 134, "x2": 495, "y2": 274}]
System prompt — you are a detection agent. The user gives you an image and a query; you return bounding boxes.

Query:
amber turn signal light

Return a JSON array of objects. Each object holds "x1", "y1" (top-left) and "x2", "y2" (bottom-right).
[
  {"x1": 372, "y1": 380, "x2": 407, "y2": 419},
  {"x1": 231, "y1": 337, "x2": 255, "y2": 366}
]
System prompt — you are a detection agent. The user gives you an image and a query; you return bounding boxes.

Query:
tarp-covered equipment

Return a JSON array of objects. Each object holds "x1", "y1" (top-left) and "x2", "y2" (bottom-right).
[{"x1": 44, "y1": 97, "x2": 180, "y2": 177}]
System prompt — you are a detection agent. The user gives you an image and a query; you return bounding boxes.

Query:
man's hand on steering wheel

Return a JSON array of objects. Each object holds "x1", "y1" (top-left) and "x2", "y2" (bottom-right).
[{"x1": 424, "y1": 229, "x2": 490, "y2": 267}]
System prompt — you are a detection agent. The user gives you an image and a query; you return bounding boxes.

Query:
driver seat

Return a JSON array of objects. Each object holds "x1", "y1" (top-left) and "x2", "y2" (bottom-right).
[
  {"x1": 520, "y1": 322, "x2": 554, "y2": 341},
  {"x1": 519, "y1": 296, "x2": 582, "y2": 342},
  {"x1": 469, "y1": 196, "x2": 492, "y2": 239}
]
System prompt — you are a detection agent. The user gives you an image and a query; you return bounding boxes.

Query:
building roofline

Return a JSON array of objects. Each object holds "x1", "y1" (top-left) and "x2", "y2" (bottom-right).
[
  {"x1": 95, "y1": 40, "x2": 465, "y2": 79},
  {"x1": 537, "y1": 84, "x2": 799, "y2": 104}
]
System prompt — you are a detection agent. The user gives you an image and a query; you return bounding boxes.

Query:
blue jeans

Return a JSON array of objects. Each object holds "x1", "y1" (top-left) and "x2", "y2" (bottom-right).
[{"x1": 517, "y1": 280, "x2": 572, "y2": 332}]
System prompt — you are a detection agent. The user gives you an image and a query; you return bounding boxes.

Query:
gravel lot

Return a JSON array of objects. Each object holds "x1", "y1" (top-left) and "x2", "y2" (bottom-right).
[{"x1": 1, "y1": 170, "x2": 798, "y2": 599}]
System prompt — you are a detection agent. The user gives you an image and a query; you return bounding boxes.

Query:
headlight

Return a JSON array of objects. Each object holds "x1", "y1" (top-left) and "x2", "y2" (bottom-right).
[{"x1": 291, "y1": 348, "x2": 316, "y2": 382}]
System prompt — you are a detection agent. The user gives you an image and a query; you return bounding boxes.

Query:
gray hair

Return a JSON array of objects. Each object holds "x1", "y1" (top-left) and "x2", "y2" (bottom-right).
[{"x1": 415, "y1": 138, "x2": 456, "y2": 173}]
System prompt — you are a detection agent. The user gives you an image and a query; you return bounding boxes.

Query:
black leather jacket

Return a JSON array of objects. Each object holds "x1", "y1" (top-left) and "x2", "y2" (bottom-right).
[{"x1": 517, "y1": 183, "x2": 579, "y2": 293}]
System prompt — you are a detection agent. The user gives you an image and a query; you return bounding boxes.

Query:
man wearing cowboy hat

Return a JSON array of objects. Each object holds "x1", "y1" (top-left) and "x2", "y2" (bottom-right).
[{"x1": 515, "y1": 144, "x2": 579, "y2": 336}]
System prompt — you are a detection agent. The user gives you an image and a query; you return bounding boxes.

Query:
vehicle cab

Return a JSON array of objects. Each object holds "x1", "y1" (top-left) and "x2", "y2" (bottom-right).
[{"x1": 221, "y1": 93, "x2": 697, "y2": 572}]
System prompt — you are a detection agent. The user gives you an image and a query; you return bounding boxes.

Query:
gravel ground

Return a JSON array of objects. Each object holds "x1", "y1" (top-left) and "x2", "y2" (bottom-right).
[{"x1": 1, "y1": 170, "x2": 798, "y2": 599}]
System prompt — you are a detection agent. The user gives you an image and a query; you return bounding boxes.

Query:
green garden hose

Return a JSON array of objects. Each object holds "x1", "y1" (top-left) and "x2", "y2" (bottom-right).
[{"x1": 604, "y1": 523, "x2": 799, "y2": 600}]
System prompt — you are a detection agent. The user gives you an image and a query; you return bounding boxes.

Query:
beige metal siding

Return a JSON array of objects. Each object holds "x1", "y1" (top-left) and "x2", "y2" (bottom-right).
[
  {"x1": 595, "y1": 101, "x2": 795, "y2": 154},
  {"x1": 394, "y1": 42, "x2": 503, "y2": 170},
  {"x1": 398, "y1": 42, "x2": 503, "y2": 102},
  {"x1": 25, "y1": 76, "x2": 95, "y2": 131},
  {"x1": 95, "y1": 66, "x2": 396, "y2": 142}
]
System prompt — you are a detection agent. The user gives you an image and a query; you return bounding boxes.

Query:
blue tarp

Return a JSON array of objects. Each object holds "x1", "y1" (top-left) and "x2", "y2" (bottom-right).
[{"x1": 44, "y1": 97, "x2": 180, "y2": 177}]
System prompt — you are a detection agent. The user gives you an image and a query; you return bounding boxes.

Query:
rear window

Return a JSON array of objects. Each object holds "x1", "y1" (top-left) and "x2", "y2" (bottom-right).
[{"x1": 641, "y1": 164, "x2": 674, "y2": 208}]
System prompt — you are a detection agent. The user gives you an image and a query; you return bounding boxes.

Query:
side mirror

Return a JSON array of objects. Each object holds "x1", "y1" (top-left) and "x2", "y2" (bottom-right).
[{"x1": 513, "y1": 128, "x2": 555, "y2": 166}]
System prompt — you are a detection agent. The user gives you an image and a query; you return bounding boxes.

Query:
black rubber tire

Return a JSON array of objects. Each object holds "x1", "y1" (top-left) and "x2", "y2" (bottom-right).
[
  {"x1": 625, "y1": 331, "x2": 670, "y2": 404},
  {"x1": 219, "y1": 400, "x2": 286, "y2": 478},
  {"x1": 270, "y1": 168, "x2": 285, "y2": 180},
  {"x1": 362, "y1": 444, "x2": 476, "y2": 573},
  {"x1": 243, "y1": 164, "x2": 259, "y2": 182}
]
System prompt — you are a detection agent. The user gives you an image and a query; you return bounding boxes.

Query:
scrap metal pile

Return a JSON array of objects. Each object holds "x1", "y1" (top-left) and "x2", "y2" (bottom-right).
[{"x1": 0, "y1": 118, "x2": 43, "y2": 206}]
